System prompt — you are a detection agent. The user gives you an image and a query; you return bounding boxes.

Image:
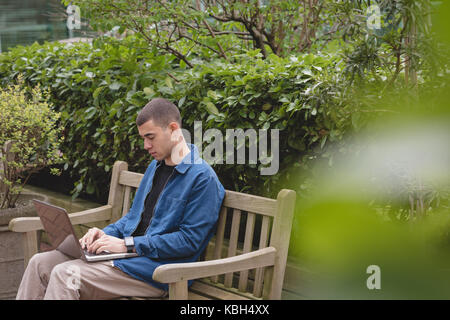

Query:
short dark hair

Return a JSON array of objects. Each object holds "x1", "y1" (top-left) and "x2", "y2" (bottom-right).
[{"x1": 136, "y1": 98, "x2": 181, "y2": 127}]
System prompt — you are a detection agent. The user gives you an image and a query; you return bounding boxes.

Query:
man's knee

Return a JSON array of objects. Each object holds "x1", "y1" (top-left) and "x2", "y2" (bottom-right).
[
  {"x1": 26, "y1": 250, "x2": 68, "y2": 278},
  {"x1": 26, "y1": 252, "x2": 51, "y2": 275},
  {"x1": 27, "y1": 252, "x2": 45, "y2": 268}
]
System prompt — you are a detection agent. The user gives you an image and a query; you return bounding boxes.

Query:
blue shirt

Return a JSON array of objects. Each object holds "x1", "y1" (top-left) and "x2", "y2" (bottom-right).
[{"x1": 103, "y1": 144, "x2": 225, "y2": 291}]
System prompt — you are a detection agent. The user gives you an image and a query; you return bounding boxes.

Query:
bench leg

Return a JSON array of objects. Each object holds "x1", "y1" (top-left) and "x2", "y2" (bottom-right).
[
  {"x1": 23, "y1": 231, "x2": 38, "y2": 268},
  {"x1": 169, "y1": 281, "x2": 188, "y2": 300}
]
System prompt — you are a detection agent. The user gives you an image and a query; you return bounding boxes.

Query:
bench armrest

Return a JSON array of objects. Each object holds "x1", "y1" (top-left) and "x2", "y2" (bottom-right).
[
  {"x1": 8, "y1": 205, "x2": 113, "y2": 233},
  {"x1": 153, "y1": 246, "x2": 276, "y2": 283}
]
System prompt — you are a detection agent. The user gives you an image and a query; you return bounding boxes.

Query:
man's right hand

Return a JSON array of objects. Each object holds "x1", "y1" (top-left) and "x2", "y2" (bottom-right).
[{"x1": 79, "y1": 227, "x2": 105, "y2": 250}]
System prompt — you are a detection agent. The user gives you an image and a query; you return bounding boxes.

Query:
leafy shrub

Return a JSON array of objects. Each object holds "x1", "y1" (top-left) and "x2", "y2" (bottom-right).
[
  {"x1": 169, "y1": 51, "x2": 359, "y2": 196},
  {"x1": 0, "y1": 37, "x2": 177, "y2": 199},
  {"x1": 0, "y1": 36, "x2": 359, "y2": 200},
  {"x1": 0, "y1": 76, "x2": 63, "y2": 208}
]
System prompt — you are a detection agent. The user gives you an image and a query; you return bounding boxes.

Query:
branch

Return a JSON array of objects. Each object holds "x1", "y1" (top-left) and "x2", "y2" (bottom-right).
[
  {"x1": 180, "y1": 3, "x2": 228, "y2": 60},
  {"x1": 208, "y1": 12, "x2": 234, "y2": 23},
  {"x1": 164, "y1": 44, "x2": 194, "y2": 68},
  {"x1": 211, "y1": 30, "x2": 251, "y2": 36},
  {"x1": 210, "y1": 8, "x2": 269, "y2": 58},
  {"x1": 202, "y1": 19, "x2": 228, "y2": 60},
  {"x1": 177, "y1": 29, "x2": 222, "y2": 56},
  {"x1": 167, "y1": 72, "x2": 180, "y2": 83}
]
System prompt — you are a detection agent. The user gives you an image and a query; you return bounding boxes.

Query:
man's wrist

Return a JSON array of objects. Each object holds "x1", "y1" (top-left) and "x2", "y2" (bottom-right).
[{"x1": 124, "y1": 236, "x2": 135, "y2": 253}]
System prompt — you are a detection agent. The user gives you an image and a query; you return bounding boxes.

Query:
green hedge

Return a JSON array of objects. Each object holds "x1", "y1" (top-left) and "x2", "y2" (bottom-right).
[{"x1": 0, "y1": 36, "x2": 358, "y2": 201}]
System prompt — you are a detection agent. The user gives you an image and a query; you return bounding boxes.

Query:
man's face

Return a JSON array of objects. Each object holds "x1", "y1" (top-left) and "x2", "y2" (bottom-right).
[{"x1": 138, "y1": 119, "x2": 174, "y2": 162}]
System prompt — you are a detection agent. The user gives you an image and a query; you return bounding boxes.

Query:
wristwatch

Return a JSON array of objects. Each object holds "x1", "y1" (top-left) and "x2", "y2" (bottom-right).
[{"x1": 124, "y1": 236, "x2": 135, "y2": 253}]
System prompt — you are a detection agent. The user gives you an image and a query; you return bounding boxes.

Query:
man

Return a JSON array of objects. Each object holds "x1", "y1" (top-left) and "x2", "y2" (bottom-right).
[{"x1": 16, "y1": 98, "x2": 225, "y2": 299}]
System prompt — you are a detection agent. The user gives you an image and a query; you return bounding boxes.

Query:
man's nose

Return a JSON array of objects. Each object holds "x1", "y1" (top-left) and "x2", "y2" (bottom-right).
[{"x1": 144, "y1": 140, "x2": 152, "y2": 150}]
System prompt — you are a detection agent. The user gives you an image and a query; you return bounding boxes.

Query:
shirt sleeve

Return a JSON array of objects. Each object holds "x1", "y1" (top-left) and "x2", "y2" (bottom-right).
[{"x1": 102, "y1": 214, "x2": 128, "y2": 238}]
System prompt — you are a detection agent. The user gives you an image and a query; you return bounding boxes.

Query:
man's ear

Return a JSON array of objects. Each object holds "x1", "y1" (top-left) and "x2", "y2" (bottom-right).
[
  {"x1": 169, "y1": 122, "x2": 184, "y2": 145},
  {"x1": 168, "y1": 121, "x2": 180, "y2": 132}
]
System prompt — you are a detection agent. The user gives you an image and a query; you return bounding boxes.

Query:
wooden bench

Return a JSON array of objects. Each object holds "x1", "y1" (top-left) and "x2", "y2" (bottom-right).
[{"x1": 9, "y1": 161, "x2": 296, "y2": 300}]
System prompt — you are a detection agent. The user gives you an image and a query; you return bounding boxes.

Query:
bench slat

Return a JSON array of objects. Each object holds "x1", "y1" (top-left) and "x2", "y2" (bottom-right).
[
  {"x1": 188, "y1": 290, "x2": 211, "y2": 300},
  {"x1": 211, "y1": 206, "x2": 227, "y2": 283},
  {"x1": 224, "y1": 209, "x2": 241, "y2": 287},
  {"x1": 238, "y1": 212, "x2": 255, "y2": 291},
  {"x1": 119, "y1": 170, "x2": 143, "y2": 188},
  {"x1": 191, "y1": 281, "x2": 249, "y2": 300},
  {"x1": 122, "y1": 186, "x2": 132, "y2": 217},
  {"x1": 223, "y1": 190, "x2": 277, "y2": 217},
  {"x1": 253, "y1": 215, "x2": 271, "y2": 297}
]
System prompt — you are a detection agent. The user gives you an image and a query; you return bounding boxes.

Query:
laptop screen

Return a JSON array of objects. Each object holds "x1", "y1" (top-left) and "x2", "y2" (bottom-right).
[{"x1": 33, "y1": 200, "x2": 82, "y2": 259}]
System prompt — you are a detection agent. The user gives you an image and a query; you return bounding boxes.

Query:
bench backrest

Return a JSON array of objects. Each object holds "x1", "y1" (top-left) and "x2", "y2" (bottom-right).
[{"x1": 106, "y1": 161, "x2": 296, "y2": 299}]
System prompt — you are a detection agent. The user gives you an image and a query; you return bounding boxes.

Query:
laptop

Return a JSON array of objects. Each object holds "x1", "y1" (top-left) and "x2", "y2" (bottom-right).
[{"x1": 33, "y1": 200, "x2": 138, "y2": 262}]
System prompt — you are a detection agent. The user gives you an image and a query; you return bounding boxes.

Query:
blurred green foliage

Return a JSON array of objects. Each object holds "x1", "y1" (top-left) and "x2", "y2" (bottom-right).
[
  {"x1": 288, "y1": 65, "x2": 450, "y2": 299},
  {"x1": 293, "y1": 196, "x2": 449, "y2": 299}
]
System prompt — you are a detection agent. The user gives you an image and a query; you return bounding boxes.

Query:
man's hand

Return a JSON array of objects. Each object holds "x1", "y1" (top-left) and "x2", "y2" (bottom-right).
[
  {"x1": 79, "y1": 227, "x2": 104, "y2": 250},
  {"x1": 87, "y1": 234, "x2": 127, "y2": 254}
]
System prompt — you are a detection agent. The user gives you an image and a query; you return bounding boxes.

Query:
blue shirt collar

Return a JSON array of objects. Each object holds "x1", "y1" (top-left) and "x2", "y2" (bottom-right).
[{"x1": 156, "y1": 143, "x2": 200, "y2": 174}]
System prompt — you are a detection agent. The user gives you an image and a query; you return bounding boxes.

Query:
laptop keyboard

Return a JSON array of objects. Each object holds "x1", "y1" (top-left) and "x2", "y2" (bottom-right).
[{"x1": 83, "y1": 249, "x2": 112, "y2": 257}]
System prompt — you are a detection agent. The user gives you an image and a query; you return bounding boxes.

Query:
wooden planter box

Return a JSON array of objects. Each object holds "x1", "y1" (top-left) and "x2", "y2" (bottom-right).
[
  {"x1": 0, "y1": 225, "x2": 26, "y2": 299},
  {"x1": 0, "y1": 193, "x2": 48, "y2": 299}
]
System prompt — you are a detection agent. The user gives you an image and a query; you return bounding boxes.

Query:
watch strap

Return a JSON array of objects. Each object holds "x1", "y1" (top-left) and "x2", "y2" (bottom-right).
[{"x1": 124, "y1": 236, "x2": 134, "y2": 253}]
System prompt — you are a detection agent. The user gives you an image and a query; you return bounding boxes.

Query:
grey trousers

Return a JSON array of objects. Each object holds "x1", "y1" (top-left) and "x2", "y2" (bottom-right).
[{"x1": 16, "y1": 250, "x2": 166, "y2": 300}]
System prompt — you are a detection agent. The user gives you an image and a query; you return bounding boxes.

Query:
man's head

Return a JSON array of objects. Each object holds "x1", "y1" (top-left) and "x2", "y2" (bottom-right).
[
  {"x1": 136, "y1": 98, "x2": 183, "y2": 163},
  {"x1": 136, "y1": 98, "x2": 181, "y2": 128}
]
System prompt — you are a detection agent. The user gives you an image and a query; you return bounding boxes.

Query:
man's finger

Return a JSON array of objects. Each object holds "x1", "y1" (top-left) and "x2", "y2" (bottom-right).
[
  {"x1": 95, "y1": 244, "x2": 108, "y2": 254},
  {"x1": 80, "y1": 238, "x2": 86, "y2": 249},
  {"x1": 86, "y1": 228, "x2": 100, "y2": 246},
  {"x1": 88, "y1": 238, "x2": 102, "y2": 253},
  {"x1": 79, "y1": 232, "x2": 91, "y2": 249}
]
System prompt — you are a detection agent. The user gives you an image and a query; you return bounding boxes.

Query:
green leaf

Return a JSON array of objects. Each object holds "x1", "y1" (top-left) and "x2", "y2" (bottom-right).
[
  {"x1": 109, "y1": 82, "x2": 122, "y2": 90},
  {"x1": 262, "y1": 103, "x2": 272, "y2": 111},
  {"x1": 93, "y1": 86, "x2": 104, "y2": 100},
  {"x1": 143, "y1": 87, "x2": 154, "y2": 96},
  {"x1": 205, "y1": 101, "x2": 219, "y2": 115},
  {"x1": 86, "y1": 182, "x2": 95, "y2": 194},
  {"x1": 178, "y1": 96, "x2": 186, "y2": 108},
  {"x1": 165, "y1": 77, "x2": 173, "y2": 89},
  {"x1": 320, "y1": 135, "x2": 327, "y2": 149},
  {"x1": 207, "y1": 90, "x2": 218, "y2": 100},
  {"x1": 75, "y1": 181, "x2": 83, "y2": 193},
  {"x1": 85, "y1": 107, "x2": 97, "y2": 119}
]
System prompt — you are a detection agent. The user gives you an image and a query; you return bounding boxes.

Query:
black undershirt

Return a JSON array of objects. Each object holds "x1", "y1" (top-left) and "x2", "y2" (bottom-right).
[{"x1": 132, "y1": 161, "x2": 175, "y2": 237}]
